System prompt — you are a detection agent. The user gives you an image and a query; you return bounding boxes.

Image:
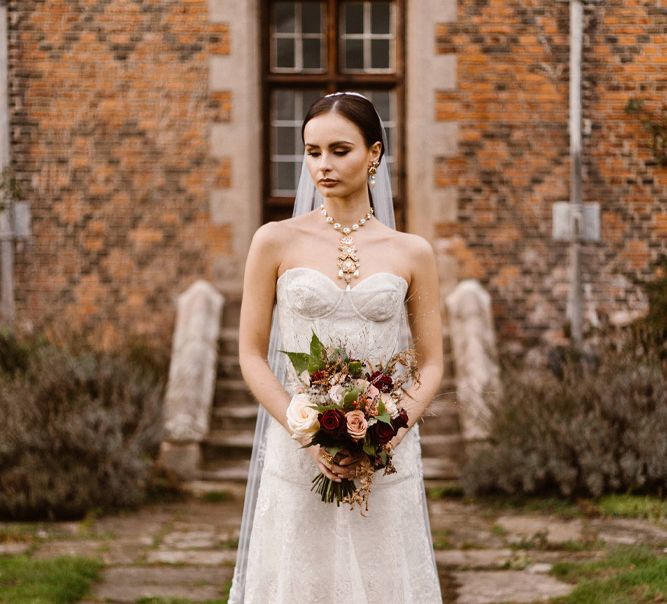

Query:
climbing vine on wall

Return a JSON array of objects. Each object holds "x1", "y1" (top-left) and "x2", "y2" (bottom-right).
[{"x1": 625, "y1": 98, "x2": 667, "y2": 167}]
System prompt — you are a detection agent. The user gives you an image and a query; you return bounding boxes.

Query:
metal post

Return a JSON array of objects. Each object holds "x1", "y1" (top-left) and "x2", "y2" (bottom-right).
[
  {"x1": 568, "y1": 0, "x2": 584, "y2": 346},
  {"x1": 0, "y1": 2, "x2": 13, "y2": 329}
]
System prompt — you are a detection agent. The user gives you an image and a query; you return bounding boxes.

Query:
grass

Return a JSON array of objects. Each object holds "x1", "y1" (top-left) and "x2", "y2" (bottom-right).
[
  {"x1": 433, "y1": 492, "x2": 667, "y2": 523},
  {"x1": 426, "y1": 482, "x2": 464, "y2": 499},
  {"x1": 597, "y1": 494, "x2": 667, "y2": 522},
  {"x1": 430, "y1": 529, "x2": 452, "y2": 550},
  {"x1": 136, "y1": 579, "x2": 233, "y2": 604},
  {"x1": 550, "y1": 545, "x2": 667, "y2": 604},
  {"x1": 201, "y1": 490, "x2": 236, "y2": 503},
  {"x1": 455, "y1": 494, "x2": 583, "y2": 519},
  {"x1": 0, "y1": 554, "x2": 102, "y2": 603}
]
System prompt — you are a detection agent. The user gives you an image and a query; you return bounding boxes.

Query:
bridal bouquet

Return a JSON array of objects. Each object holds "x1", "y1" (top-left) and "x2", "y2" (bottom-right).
[{"x1": 281, "y1": 330, "x2": 420, "y2": 514}]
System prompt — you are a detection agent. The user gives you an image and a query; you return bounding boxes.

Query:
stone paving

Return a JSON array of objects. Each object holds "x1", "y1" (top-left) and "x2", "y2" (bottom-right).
[{"x1": 1, "y1": 483, "x2": 667, "y2": 603}]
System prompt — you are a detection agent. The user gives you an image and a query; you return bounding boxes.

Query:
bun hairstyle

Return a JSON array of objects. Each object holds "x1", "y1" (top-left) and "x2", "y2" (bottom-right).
[{"x1": 300, "y1": 92, "x2": 385, "y2": 164}]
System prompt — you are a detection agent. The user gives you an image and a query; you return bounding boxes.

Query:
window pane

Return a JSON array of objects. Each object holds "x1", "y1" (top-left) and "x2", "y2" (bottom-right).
[
  {"x1": 371, "y1": 39, "x2": 390, "y2": 69},
  {"x1": 275, "y1": 127, "x2": 295, "y2": 155},
  {"x1": 344, "y1": 3, "x2": 364, "y2": 34},
  {"x1": 274, "y1": 3, "x2": 296, "y2": 33},
  {"x1": 294, "y1": 162, "x2": 303, "y2": 191},
  {"x1": 370, "y1": 90, "x2": 390, "y2": 122},
  {"x1": 371, "y1": 2, "x2": 391, "y2": 34},
  {"x1": 302, "y1": 3, "x2": 322, "y2": 34},
  {"x1": 384, "y1": 127, "x2": 392, "y2": 156},
  {"x1": 303, "y1": 38, "x2": 322, "y2": 69},
  {"x1": 276, "y1": 161, "x2": 296, "y2": 192},
  {"x1": 344, "y1": 38, "x2": 364, "y2": 70},
  {"x1": 303, "y1": 89, "x2": 324, "y2": 115},
  {"x1": 275, "y1": 89, "x2": 295, "y2": 120},
  {"x1": 276, "y1": 38, "x2": 295, "y2": 68}
]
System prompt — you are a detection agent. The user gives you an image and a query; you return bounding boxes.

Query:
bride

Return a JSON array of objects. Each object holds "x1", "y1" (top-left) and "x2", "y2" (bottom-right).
[{"x1": 228, "y1": 92, "x2": 444, "y2": 603}]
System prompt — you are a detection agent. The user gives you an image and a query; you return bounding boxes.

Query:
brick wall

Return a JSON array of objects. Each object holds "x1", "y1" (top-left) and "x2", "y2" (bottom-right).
[
  {"x1": 435, "y1": 1, "x2": 666, "y2": 349},
  {"x1": 6, "y1": 1, "x2": 666, "y2": 353},
  {"x1": 7, "y1": 0, "x2": 232, "y2": 349}
]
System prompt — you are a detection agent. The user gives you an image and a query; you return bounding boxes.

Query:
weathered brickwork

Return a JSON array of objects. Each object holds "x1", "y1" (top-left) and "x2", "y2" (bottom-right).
[
  {"x1": 434, "y1": 1, "x2": 666, "y2": 349},
  {"x1": 7, "y1": 0, "x2": 232, "y2": 349},
  {"x1": 5, "y1": 1, "x2": 665, "y2": 353}
]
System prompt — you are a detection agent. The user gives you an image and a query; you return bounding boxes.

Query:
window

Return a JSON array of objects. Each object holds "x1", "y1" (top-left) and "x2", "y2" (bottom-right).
[{"x1": 262, "y1": 0, "x2": 405, "y2": 227}]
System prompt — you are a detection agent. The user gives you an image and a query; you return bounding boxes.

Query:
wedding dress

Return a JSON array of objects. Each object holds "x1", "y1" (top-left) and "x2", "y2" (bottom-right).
[{"x1": 237, "y1": 266, "x2": 442, "y2": 604}]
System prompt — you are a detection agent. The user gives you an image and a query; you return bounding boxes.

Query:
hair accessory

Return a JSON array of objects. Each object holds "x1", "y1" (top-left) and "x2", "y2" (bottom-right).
[{"x1": 324, "y1": 91, "x2": 370, "y2": 101}]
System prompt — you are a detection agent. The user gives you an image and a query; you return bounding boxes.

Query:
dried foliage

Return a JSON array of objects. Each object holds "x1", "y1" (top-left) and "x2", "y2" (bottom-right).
[
  {"x1": 463, "y1": 324, "x2": 667, "y2": 498},
  {"x1": 0, "y1": 329, "x2": 167, "y2": 520},
  {"x1": 464, "y1": 257, "x2": 667, "y2": 499}
]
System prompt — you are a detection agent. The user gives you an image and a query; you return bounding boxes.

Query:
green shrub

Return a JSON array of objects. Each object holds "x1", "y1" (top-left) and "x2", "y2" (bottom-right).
[
  {"x1": 0, "y1": 328, "x2": 167, "y2": 520},
  {"x1": 462, "y1": 328, "x2": 667, "y2": 498}
]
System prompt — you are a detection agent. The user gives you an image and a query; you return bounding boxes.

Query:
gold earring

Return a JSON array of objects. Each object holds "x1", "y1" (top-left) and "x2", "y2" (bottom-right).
[{"x1": 368, "y1": 160, "x2": 379, "y2": 189}]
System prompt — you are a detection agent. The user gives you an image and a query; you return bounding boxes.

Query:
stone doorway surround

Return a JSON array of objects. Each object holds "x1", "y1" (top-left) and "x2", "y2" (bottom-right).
[
  {"x1": 207, "y1": 0, "x2": 262, "y2": 295},
  {"x1": 206, "y1": 0, "x2": 459, "y2": 295}
]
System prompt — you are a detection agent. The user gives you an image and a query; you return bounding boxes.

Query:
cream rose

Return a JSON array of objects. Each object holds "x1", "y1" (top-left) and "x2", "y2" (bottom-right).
[
  {"x1": 380, "y1": 392, "x2": 399, "y2": 418},
  {"x1": 286, "y1": 393, "x2": 319, "y2": 443},
  {"x1": 328, "y1": 384, "x2": 345, "y2": 404},
  {"x1": 345, "y1": 409, "x2": 368, "y2": 441},
  {"x1": 354, "y1": 378, "x2": 369, "y2": 391}
]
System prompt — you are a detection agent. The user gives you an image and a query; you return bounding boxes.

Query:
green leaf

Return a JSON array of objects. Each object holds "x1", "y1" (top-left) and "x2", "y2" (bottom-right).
[
  {"x1": 363, "y1": 439, "x2": 376, "y2": 456},
  {"x1": 376, "y1": 412, "x2": 392, "y2": 425},
  {"x1": 343, "y1": 388, "x2": 360, "y2": 405},
  {"x1": 348, "y1": 361, "x2": 363, "y2": 376},
  {"x1": 280, "y1": 350, "x2": 310, "y2": 374},
  {"x1": 310, "y1": 330, "x2": 326, "y2": 363},
  {"x1": 379, "y1": 451, "x2": 388, "y2": 465},
  {"x1": 307, "y1": 354, "x2": 325, "y2": 373},
  {"x1": 324, "y1": 446, "x2": 343, "y2": 458}
]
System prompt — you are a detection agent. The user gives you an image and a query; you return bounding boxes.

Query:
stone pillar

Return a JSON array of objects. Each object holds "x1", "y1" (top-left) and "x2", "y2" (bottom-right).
[
  {"x1": 445, "y1": 279, "x2": 501, "y2": 442},
  {"x1": 406, "y1": 0, "x2": 458, "y2": 241},
  {"x1": 159, "y1": 280, "x2": 224, "y2": 480},
  {"x1": 207, "y1": 0, "x2": 261, "y2": 293}
]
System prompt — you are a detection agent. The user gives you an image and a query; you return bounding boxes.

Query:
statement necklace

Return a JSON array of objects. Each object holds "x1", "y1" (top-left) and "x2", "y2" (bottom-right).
[{"x1": 320, "y1": 203, "x2": 374, "y2": 290}]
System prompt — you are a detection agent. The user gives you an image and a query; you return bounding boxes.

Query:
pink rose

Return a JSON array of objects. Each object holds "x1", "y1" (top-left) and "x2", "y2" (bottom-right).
[{"x1": 345, "y1": 410, "x2": 368, "y2": 441}]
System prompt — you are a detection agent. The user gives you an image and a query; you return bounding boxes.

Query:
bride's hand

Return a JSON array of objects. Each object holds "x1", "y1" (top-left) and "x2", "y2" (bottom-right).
[{"x1": 306, "y1": 445, "x2": 365, "y2": 482}]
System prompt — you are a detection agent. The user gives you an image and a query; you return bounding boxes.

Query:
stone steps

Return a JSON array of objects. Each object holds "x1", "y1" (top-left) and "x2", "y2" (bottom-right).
[
  {"x1": 197, "y1": 450, "x2": 461, "y2": 483},
  {"x1": 210, "y1": 402, "x2": 259, "y2": 431},
  {"x1": 202, "y1": 326, "x2": 463, "y2": 482}
]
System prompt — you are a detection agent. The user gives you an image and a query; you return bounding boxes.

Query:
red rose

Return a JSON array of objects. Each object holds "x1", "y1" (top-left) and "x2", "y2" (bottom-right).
[
  {"x1": 368, "y1": 370, "x2": 393, "y2": 393},
  {"x1": 391, "y1": 408, "x2": 409, "y2": 431},
  {"x1": 319, "y1": 409, "x2": 347, "y2": 438},
  {"x1": 368, "y1": 421, "x2": 395, "y2": 445}
]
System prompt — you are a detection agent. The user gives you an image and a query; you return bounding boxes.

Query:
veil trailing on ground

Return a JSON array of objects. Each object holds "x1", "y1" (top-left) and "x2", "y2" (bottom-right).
[{"x1": 228, "y1": 92, "x2": 437, "y2": 603}]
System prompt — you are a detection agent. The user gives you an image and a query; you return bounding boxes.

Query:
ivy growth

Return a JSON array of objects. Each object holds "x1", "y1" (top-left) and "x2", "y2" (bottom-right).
[
  {"x1": 0, "y1": 165, "x2": 23, "y2": 212},
  {"x1": 625, "y1": 98, "x2": 667, "y2": 166}
]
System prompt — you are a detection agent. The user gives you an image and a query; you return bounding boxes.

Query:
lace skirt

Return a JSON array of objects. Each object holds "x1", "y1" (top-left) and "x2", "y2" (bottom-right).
[{"x1": 238, "y1": 418, "x2": 442, "y2": 604}]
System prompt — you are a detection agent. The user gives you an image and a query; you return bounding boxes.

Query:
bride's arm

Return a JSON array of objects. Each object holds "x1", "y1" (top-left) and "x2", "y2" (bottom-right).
[
  {"x1": 238, "y1": 222, "x2": 363, "y2": 484},
  {"x1": 390, "y1": 235, "x2": 444, "y2": 449},
  {"x1": 238, "y1": 222, "x2": 293, "y2": 433}
]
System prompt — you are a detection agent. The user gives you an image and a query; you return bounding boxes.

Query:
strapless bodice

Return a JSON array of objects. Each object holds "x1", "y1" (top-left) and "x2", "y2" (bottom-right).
[{"x1": 275, "y1": 266, "x2": 409, "y2": 384}]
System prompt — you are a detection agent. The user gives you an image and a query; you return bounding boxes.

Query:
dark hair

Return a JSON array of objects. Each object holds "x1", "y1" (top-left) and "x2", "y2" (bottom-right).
[{"x1": 301, "y1": 93, "x2": 385, "y2": 163}]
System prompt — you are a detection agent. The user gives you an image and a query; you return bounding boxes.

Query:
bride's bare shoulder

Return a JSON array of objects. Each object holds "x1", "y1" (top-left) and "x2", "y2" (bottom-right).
[
  {"x1": 388, "y1": 228, "x2": 435, "y2": 258},
  {"x1": 250, "y1": 212, "x2": 315, "y2": 252}
]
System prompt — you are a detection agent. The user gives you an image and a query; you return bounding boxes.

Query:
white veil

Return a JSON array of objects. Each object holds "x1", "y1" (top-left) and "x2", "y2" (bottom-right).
[{"x1": 228, "y1": 92, "x2": 437, "y2": 603}]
